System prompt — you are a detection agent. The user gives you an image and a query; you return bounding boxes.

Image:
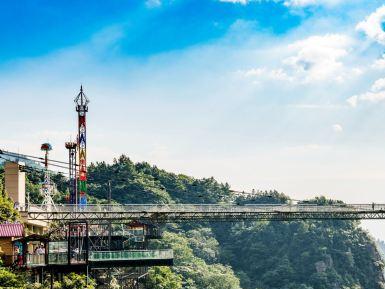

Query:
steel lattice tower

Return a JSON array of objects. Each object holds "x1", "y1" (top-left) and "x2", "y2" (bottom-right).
[
  {"x1": 40, "y1": 143, "x2": 56, "y2": 208},
  {"x1": 65, "y1": 141, "x2": 77, "y2": 204},
  {"x1": 75, "y1": 86, "x2": 89, "y2": 206}
]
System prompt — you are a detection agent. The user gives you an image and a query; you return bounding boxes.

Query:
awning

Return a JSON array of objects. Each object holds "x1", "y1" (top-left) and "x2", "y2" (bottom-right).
[{"x1": 0, "y1": 224, "x2": 24, "y2": 237}]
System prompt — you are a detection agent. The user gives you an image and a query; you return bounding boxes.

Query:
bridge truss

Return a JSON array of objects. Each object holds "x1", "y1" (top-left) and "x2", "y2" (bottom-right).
[{"x1": 26, "y1": 203, "x2": 385, "y2": 224}]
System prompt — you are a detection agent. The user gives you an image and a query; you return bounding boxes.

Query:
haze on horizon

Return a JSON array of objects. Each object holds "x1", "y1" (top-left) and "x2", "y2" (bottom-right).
[{"x1": 2, "y1": 0, "x2": 385, "y2": 238}]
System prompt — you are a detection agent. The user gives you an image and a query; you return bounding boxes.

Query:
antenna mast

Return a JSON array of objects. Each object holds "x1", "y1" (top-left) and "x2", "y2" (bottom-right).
[{"x1": 75, "y1": 86, "x2": 89, "y2": 206}]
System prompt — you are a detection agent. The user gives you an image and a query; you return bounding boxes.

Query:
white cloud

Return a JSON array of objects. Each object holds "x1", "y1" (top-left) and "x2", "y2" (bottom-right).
[
  {"x1": 356, "y1": 5, "x2": 385, "y2": 45},
  {"x1": 241, "y1": 68, "x2": 265, "y2": 77},
  {"x1": 219, "y1": 0, "x2": 248, "y2": 4},
  {"x1": 238, "y1": 34, "x2": 357, "y2": 84},
  {"x1": 238, "y1": 67, "x2": 293, "y2": 82},
  {"x1": 362, "y1": 88, "x2": 385, "y2": 104},
  {"x1": 371, "y1": 77, "x2": 385, "y2": 92},
  {"x1": 347, "y1": 77, "x2": 385, "y2": 107},
  {"x1": 372, "y1": 56, "x2": 385, "y2": 69},
  {"x1": 332, "y1": 124, "x2": 343, "y2": 133},
  {"x1": 282, "y1": 34, "x2": 353, "y2": 83},
  {"x1": 219, "y1": 0, "x2": 347, "y2": 7},
  {"x1": 269, "y1": 68, "x2": 292, "y2": 81},
  {"x1": 346, "y1": 95, "x2": 358, "y2": 107},
  {"x1": 284, "y1": 0, "x2": 346, "y2": 8},
  {"x1": 146, "y1": 0, "x2": 162, "y2": 8},
  {"x1": 359, "y1": 91, "x2": 385, "y2": 102}
]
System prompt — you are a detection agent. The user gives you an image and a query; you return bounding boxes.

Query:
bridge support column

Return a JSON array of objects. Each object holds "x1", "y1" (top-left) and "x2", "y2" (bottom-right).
[{"x1": 50, "y1": 269, "x2": 53, "y2": 289}]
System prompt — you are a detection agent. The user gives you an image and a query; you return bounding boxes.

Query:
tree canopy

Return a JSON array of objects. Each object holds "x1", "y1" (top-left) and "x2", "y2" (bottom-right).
[
  {"x1": 1, "y1": 157, "x2": 384, "y2": 289},
  {"x1": 87, "y1": 156, "x2": 385, "y2": 289}
]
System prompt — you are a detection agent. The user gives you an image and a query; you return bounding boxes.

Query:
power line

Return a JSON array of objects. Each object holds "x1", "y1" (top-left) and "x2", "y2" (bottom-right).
[
  {"x1": 0, "y1": 149, "x2": 79, "y2": 166},
  {"x1": 0, "y1": 155, "x2": 71, "y2": 176},
  {"x1": 0, "y1": 150, "x2": 80, "y2": 173}
]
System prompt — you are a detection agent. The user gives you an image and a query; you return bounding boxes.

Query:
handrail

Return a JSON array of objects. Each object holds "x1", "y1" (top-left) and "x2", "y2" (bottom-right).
[
  {"x1": 89, "y1": 249, "x2": 173, "y2": 261},
  {"x1": 26, "y1": 203, "x2": 385, "y2": 214}
]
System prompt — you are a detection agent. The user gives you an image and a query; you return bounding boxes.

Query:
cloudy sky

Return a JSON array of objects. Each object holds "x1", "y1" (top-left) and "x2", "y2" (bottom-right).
[{"x1": 2, "y1": 0, "x2": 385, "y2": 236}]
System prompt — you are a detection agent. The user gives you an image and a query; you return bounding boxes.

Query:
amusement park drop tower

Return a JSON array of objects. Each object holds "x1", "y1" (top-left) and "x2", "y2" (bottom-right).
[{"x1": 75, "y1": 86, "x2": 89, "y2": 205}]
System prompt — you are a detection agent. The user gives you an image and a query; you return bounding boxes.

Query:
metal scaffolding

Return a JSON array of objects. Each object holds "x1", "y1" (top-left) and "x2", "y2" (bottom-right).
[
  {"x1": 40, "y1": 143, "x2": 56, "y2": 209},
  {"x1": 65, "y1": 142, "x2": 77, "y2": 205}
]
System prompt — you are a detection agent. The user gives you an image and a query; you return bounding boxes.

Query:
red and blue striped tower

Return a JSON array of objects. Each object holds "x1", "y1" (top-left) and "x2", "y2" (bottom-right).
[{"x1": 74, "y1": 86, "x2": 89, "y2": 206}]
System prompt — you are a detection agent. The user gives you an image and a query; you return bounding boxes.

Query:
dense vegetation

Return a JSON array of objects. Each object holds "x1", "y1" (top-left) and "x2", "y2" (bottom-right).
[
  {"x1": 27, "y1": 273, "x2": 96, "y2": 289},
  {"x1": 86, "y1": 155, "x2": 385, "y2": 289},
  {"x1": 1, "y1": 156, "x2": 385, "y2": 288},
  {"x1": 88, "y1": 155, "x2": 233, "y2": 204}
]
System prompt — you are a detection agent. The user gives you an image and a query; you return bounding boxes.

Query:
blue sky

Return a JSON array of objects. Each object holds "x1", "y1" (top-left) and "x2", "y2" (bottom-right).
[
  {"x1": 0, "y1": 0, "x2": 302, "y2": 60},
  {"x1": 3, "y1": 0, "x2": 385, "y2": 236}
]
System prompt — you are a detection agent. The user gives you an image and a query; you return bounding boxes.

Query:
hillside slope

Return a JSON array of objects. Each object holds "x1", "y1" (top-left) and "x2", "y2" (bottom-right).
[
  {"x1": 86, "y1": 155, "x2": 385, "y2": 289},
  {"x1": 2, "y1": 156, "x2": 384, "y2": 288}
]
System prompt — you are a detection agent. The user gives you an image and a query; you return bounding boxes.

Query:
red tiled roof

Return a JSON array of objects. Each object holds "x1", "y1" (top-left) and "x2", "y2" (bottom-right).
[{"x1": 0, "y1": 224, "x2": 24, "y2": 237}]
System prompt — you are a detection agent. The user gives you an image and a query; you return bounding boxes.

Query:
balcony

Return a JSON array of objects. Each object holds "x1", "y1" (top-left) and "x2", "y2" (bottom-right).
[
  {"x1": 89, "y1": 249, "x2": 173, "y2": 261},
  {"x1": 26, "y1": 254, "x2": 46, "y2": 267}
]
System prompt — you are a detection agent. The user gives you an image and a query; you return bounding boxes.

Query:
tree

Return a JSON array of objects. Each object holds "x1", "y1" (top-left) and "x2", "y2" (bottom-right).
[
  {"x1": 0, "y1": 267, "x2": 24, "y2": 288},
  {"x1": 0, "y1": 192, "x2": 18, "y2": 222},
  {"x1": 0, "y1": 171, "x2": 19, "y2": 222},
  {"x1": 61, "y1": 273, "x2": 95, "y2": 289},
  {"x1": 151, "y1": 231, "x2": 241, "y2": 289},
  {"x1": 25, "y1": 274, "x2": 94, "y2": 289},
  {"x1": 186, "y1": 228, "x2": 219, "y2": 264},
  {"x1": 146, "y1": 267, "x2": 182, "y2": 289}
]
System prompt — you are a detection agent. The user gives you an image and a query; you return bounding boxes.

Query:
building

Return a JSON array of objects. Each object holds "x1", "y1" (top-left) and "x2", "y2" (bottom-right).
[
  {"x1": 4, "y1": 161, "x2": 49, "y2": 235},
  {"x1": 0, "y1": 223, "x2": 24, "y2": 266}
]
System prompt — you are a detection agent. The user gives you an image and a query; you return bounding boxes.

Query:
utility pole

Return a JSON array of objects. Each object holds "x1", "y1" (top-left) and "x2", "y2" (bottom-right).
[
  {"x1": 108, "y1": 180, "x2": 112, "y2": 250},
  {"x1": 108, "y1": 180, "x2": 112, "y2": 205}
]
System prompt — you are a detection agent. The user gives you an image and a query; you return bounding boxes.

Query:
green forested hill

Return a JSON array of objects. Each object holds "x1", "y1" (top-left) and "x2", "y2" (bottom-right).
[
  {"x1": 214, "y1": 220, "x2": 384, "y2": 289},
  {"x1": 87, "y1": 155, "x2": 233, "y2": 205},
  {"x1": 1, "y1": 156, "x2": 385, "y2": 289},
  {"x1": 86, "y1": 155, "x2": 385, "y2": 289}
]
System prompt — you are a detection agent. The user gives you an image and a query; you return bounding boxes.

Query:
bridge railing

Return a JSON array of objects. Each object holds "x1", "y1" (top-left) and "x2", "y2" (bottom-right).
[
  {"x1": 26, "y1": 203, "x2": 385, "y2": 214},
  {"x1": 48, "y1": 252, "x2": 68, "y2": 265},
  {"x1": 89, "y1": 249, "x2": 173, "y2": 261},
  {"x1": 46, "y1": 250, "x2": 174, "y2": 265},
  {"x1": 26, "y1": 254, "x2": 46, "y2": 266}
]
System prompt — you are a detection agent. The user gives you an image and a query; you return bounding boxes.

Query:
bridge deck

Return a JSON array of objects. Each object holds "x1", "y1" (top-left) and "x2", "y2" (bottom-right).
[{"x1": 25, "y1": 203, "x2": 385, "y2": 222}]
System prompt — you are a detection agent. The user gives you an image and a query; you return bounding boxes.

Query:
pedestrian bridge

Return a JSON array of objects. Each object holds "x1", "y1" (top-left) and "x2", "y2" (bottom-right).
[{"x1": 25, "y1": 203, "x2": 385, "y2": 223}]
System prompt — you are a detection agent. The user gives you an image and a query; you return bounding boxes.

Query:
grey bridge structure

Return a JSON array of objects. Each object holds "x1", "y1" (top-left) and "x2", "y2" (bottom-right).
[{"x1": 25, "y1": 203, "x2": 385, "y2": 223}]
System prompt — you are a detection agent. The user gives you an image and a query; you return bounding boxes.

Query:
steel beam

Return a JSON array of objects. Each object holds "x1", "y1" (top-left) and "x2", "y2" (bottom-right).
[{"x1": 25, "y1": 204, "x2": 385, "y2": 223}]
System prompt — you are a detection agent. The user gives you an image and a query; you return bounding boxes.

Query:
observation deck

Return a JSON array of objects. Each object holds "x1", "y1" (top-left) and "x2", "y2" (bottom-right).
[{"x1": 18, "y1": 250, "x2": 173, "y2": 268}]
